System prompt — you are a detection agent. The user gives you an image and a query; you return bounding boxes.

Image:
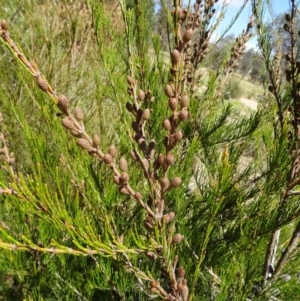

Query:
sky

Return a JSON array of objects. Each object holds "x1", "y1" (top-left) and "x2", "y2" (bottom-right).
[
  {"x1": 155, "y1": 0, "x2": 294, "y2": 50},
  {"x1": 211, "y1": 0, "x2": 291, "y2": 49}
]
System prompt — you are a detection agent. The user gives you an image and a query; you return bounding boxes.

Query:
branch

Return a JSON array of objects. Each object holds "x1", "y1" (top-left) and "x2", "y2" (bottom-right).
[
  {"x1": 262, "y1": 229, "x2": 280, "y2": 286},
  {"x1": 273, "y1": 220, "x2": 300, "y2": 277}
]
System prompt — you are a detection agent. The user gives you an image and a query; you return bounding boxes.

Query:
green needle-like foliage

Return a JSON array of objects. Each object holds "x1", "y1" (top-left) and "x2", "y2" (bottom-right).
[{"x1": 1, "y1": 0, "x2": 300, "y2": 300}]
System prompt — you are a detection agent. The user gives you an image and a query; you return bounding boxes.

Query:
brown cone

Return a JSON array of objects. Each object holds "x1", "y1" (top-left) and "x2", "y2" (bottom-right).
[
  {"x1": 74, "y1": 107, "x2": 84, "y2": 121},
  {"x1": 77, "y1": 138, "x2": 94, "y2": 152},
  {"x1": 165, "y1": 85, "x2": 174, "y2": 98},
  {"x1": 36, "y1": 76, "x2": 49, "y2": 92},
  {"x1": 119, "y1": 157, "x2": 128, "y2": 172},
  {"x1": 57, "y1": 95, "x2": 69, "y2": 115},
  {"x1": 170, "y1": 177, "x2": 182, "y2": 188},
  {"x1": 92, "y1": 134, "x2": 101, "y2": 147},
  {"x1": 171, "y1": 233, "x2": 183, "y2": 244},
  {"x1": 182, "y1": 28, "x2": 193, "y2": 43},
  {"x1": 103, "y1": 153, "x2": 113, "y2": 164},
  {"x1": 62, "y1": 117, "x2": 76, "y2": 131},
  {"x1": 1, "y1": 19, "x2": 8, "y2": 31},
  {"x1": 108, "y1": 145, "x2": 117, "y2": 158}
]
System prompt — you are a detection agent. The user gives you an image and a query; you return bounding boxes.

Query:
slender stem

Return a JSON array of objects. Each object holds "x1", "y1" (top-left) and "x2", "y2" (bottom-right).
[
  {"x1": 274, "y1": 220, "x2": 300, "y2": 277},
  {"x1": 262, "y1": 229, "x2": 280, "y2": 286}
]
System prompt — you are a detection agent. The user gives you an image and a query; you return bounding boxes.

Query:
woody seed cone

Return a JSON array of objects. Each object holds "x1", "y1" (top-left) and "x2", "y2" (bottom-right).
[
  {"x1": 172, "y1": 233, "x2": 183, "y2": 244},
  {"x1": 0, "y1": 19, "x2": 8, "y2": 31},
  {"x1": 108, "y1": 145, "x2": 117, "y2": 158},
  {"x1": 103, "y1": 153, "x2": 113, "y2": 164},
  {"x1": 163, "y1": 212, "x2": 175, "y2": 223},
  {"x1": 160, "y1": 177, "x2": 170, "y2": 189},
  {"x1": 182, "y1": 285, "x2": 189, "y2": 301},
  {"x1": 170, "y1": 177, "x2": 182, "y2": 188},
  {"x1": 182, "y1": 28, "x2": 193, "y2": 43},
  {"x1": 165, "y1": 85, "x2": 174, "y2": 98},
  {"x1": 74, "y1": 107, "x2": 84, "y2": 121},
  {"x1": 180, "y1": 95, "x2": 189, "y2": 107},
  {"x1": 36, "y1": 76, "x2": 49, "y2": 92},
  {"x1": 62, "y1": 117, "x2": 76, "y2": 131},
  {"x1": 119, "y1": 157, "x2": 128, "y2": 172},
  {"x1": 169, "y1": 98, "x2": 178, "y2": 111},
  {"x1": 77, "y1": 138, "x2": 94, "y2": 152},
  {"x1": 138, "y1": 90, "x2": 145, "y2": 101},
  {"x1": 171, "y1": 49, "x2": 181, "y2": 65},
  {"x1": 162, "y1": 119, "x2": 171, "y2": 130},
  {"x1": 178, "y1": 109, "x2": 189, "y2": 121},
  {"x1": 92, "y1": 134, "x2": 101, "y2": 147},
  {"x1": 57, "y1": 95, "x2": 69, "y2": 115}
]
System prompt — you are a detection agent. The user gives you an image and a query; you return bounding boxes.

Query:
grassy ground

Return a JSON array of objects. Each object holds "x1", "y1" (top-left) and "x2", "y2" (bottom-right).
[
  {"x1": 228, "y1": 99, "x2": 254, "y2": 116},
  {"x1": 232, "y1": 73, "x2": 265, "y2": 100},
  {"x1": 198, "y1": 70, "x2": 265, "y2": 100}
]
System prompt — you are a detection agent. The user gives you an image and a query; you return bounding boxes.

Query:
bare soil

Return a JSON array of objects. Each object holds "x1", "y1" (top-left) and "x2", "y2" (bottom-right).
[{"x1": 239, "y1": 97, "x2": 258, "y2": 110}]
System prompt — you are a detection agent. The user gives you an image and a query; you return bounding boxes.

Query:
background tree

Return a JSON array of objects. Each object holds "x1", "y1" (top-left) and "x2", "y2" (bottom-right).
[
  {"x1": 249, "y1": 52, "x2": 264, "y2": 83},
  {"x1": 266, "y1": 12, "x2": 300, "y2": 55},
  {"x1": 206, "y1": 33, "x2": 236, "y2": 70},
  {"x1": 238, "y1": 47, "x2": 256, "y2": 77},
  {"x1": 155, "y1": 1, "x2": 172, "y2": 51}
]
